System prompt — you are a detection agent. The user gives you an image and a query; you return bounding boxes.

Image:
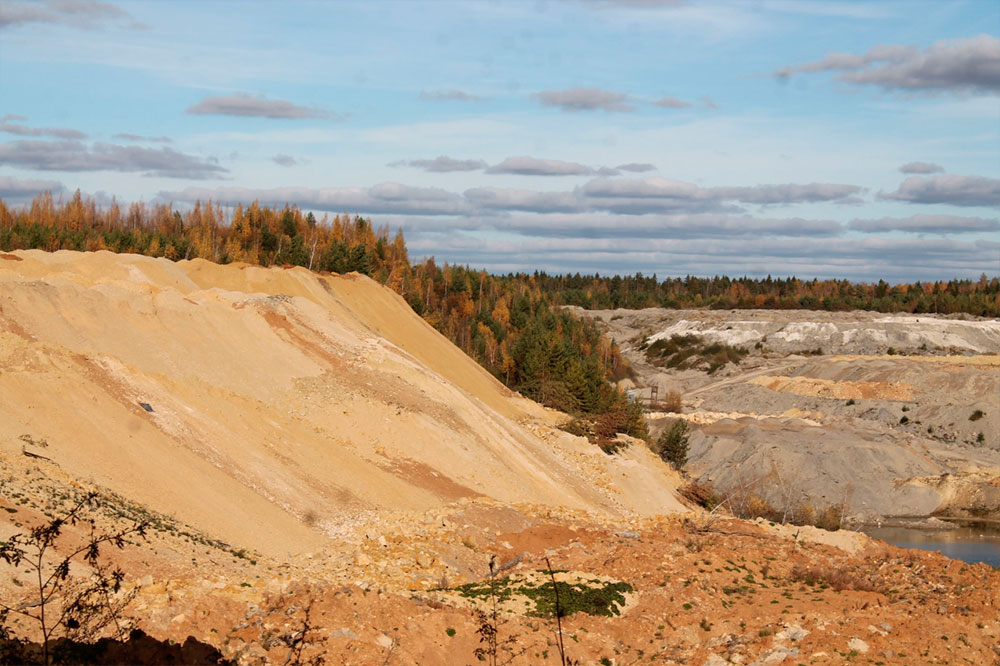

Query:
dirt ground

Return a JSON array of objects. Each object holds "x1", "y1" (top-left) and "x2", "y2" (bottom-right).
[
  {"x1": 2, "y1": 452, "x2": 998, "y2": 665},
  {"x1": 574, "y1": 307, "x2": 1000, "y2": 523}
]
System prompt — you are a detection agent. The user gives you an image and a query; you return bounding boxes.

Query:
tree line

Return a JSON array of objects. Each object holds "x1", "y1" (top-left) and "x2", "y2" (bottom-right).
[{"x1": 535, "y1": 271, "x2": 1000, "y2": 317}]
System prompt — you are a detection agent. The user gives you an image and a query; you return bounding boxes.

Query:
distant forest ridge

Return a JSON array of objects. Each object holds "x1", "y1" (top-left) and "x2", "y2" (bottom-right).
[{"x1": 2, "y1": 193, "x2": 997, "y2": 318}]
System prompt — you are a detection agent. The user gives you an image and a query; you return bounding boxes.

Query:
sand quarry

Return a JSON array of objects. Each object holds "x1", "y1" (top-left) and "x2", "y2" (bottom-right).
[
  {"x1": 1, "y1": 250, "x2": 999, "y2": 665},
  {"x1": 575, "y1": 307, "x2": 1000, "y2": 523}
]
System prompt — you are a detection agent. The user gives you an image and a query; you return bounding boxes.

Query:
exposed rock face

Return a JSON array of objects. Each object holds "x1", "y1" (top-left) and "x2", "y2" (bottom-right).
[{"x1": 605, "y1": 307, "x2": 1000, "y2": 356}]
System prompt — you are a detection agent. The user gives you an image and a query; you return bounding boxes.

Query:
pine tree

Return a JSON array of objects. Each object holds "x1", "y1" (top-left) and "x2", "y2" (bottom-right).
[{"x1": 656, "y1": 420, "x2": 689, "y2": 470}]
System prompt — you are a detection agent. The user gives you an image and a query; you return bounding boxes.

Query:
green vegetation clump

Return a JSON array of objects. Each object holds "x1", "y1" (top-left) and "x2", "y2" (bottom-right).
[
  {"x1": 653, "y1": 420, "x2": 690, "y2": 470},
  {"x1": 969, "y1": 410, "x2": 985, "y2": 421},
  {"x1": 644, "y1": 334, "x2": 747, "y2": 373},
  {"x1": 454, "y1": 574, "x2": 633, "y2": 618}
]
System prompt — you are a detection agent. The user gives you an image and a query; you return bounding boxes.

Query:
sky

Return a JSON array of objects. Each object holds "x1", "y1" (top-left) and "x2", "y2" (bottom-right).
[{"x1": 1, "y1": 0, "x2": 998, "y2": 282}]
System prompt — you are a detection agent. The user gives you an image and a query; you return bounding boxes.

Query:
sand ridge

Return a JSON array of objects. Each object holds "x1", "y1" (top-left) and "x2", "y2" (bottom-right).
[{"x1": 0, "y1": 250, "x2": 684, "y2": 559}]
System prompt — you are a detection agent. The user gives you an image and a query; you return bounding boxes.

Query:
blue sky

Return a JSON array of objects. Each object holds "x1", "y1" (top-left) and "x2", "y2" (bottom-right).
[{"x1": 1, "y1": 0, "x2": 998, "y2": 281}]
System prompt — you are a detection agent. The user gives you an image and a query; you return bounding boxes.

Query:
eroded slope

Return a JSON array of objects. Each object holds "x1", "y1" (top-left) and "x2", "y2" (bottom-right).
[{"x1": 0, "y1": 250, "x2": 684, "y2": 558}]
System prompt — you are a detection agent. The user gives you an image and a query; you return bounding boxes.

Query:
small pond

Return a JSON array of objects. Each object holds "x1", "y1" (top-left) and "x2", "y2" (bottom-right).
[{"x1": 860, "y1": 520, "x2": 1000, "y2": 568}]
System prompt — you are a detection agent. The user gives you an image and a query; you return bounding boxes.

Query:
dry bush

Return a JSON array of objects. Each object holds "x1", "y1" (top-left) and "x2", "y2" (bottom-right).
[
  {"x1": 678, "y1": 482, "x2": 720, "y2": 510},
  {"x1": 661, "y1": 390, "x2": 683, "y2": 413},
  {"x1": 593, "y1": 409, "x2": 630, "y2": 455},
  {"x1": 0, "y1": 492, "x2": 149, "y2": 666},
  {"x1": 789, "y1": 565, "x2": 878, "y2": 592},
  {"x1": 721, "y1": 466, "x2": 847, "y2": 531}
]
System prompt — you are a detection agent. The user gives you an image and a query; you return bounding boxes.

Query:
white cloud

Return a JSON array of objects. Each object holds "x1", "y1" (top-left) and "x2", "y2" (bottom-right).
[
  {"x1": 879, "y1": 174, "x2": 1000, "y2": 207},
  {"x1": 486, "y1": 156, "x2": 594, "y2": 176},
  {"x1": 187, "y1": 94, "x2": 330, "y2": 119},
  {"x1": 775, "y1": 35, "x2": 1000, "y2": 96},
  {"x1": 532, "y1": 88, "x2": 637, "y2": 112}
]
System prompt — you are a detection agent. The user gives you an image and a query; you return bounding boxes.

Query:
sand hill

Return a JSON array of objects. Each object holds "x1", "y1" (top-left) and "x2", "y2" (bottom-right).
[{"x1": 0, "y1": 250, "x2": 683, "y2": 559}]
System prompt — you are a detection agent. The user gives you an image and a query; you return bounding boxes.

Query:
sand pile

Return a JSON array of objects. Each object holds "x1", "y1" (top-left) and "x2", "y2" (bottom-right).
[
  {"x1": 748, "y1": 375, "x2": 916, "y2": 401},
  {"x1": 0, "y1": 250, "x2": 683, "y2": 559}
]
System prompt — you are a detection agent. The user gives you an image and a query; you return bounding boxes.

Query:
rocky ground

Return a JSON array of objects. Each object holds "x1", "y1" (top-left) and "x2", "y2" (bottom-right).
[
  {"x1": 570, "y1": 307, "x2": 1000, "y2": 524},
  {"x1": 3, "y1": 449, "x2": 999, "y2": 665}
]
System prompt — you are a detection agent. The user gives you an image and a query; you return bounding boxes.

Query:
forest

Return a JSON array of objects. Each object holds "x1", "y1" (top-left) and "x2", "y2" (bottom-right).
[{"x1": 2, "y1": 191, "x2": 998, "y2": 438}]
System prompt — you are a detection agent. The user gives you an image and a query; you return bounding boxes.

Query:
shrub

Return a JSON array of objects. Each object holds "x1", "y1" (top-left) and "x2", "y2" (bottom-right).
[
  {"x1": 654, "y1": 420, "x2": 689, "y2": 470},
  {"x1": 593, "y1": 409, "x2": 632, "y2": 455},
  {"x1": 661, "y1": 390, "x2": 683, "y2": 414},
  {"x1": 679, "y1": 482, "x2": 719, "y2": 510},
  {"x1": 969, "y1": 410, "x2": 985, "y2": 422},
  {"x1": 644, "y1": 334, "x2": 746, "y2": 373},
  {"x1": 789, "y1": 565, "x2": 877, "y2": 592},
  {"x1": 0, "y1": 492, "x2": 149, "y2": 665}
]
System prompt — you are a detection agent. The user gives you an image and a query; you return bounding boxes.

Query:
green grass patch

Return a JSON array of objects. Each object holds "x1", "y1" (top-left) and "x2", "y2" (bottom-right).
[{"x1": 454, "y1": 573, "x2": 633, "y2": 618}]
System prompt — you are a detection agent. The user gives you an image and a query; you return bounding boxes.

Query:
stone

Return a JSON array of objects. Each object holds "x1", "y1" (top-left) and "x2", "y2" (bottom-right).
[
  {"x1": 776, "y1": 625, "x2": 809, "y2": 642},
  {"x1": 331, "y1": 627, "x2": 359, "y2": 640},
  {"x1": 748, "y1": 647, "x2": 798, "y2": 666},
  {"x1": 847, "y1": 638, "x2": 869, "y2": 654}
]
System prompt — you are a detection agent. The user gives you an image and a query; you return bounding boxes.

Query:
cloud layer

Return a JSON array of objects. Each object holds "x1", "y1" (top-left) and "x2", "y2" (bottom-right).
[
  {"x1": 159, "y1": 176, "x2": 865, "y2": 220},
  {"x1": 850, "y1": 214, "x2": 999, "y2": 234},
  {"x1": 879, "y1": 175, "x2": 1000, "y2": 207},
  {"x1": 394, "y1": 156, "x2": 489, "y2": 172},
  {"x1": 775, "y1": 35, "x2": 1000, "y2": 95},
  {"x1": 186, "y1": 94, "x2": 329, "y2": 119},
  {"x1": 419, "y1": 89, "x2": 484, "y2": 102},
  {"x1": 0, "y1": 140, "x2": 227, "y2": 179},
  {"x1": 0, "y1": 0, "x2": 145, "y2": 30},
  {"x1": 0, "y1": 175, "x2": 65, "y2": 200},
  {"x1": 486, "y1": 156, "x2": 595, "y2": 176},
  {"x1": 113, "y1": 133, "x2": 172, "y2": 143},
  {"x1": 532, "y1": 88, "x2": 637, "y2": 112},
  {"x1": 1, "y1": 117, "x2": 87, "y2": 140},
  {"x1": 531, "y1": 88, "x2": 704, "y2": 112}
]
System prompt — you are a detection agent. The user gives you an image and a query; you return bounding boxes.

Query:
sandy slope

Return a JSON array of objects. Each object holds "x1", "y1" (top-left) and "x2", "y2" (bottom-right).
[{"x1": 0, "y1": 250, "x2": 683, "y2": 558}]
